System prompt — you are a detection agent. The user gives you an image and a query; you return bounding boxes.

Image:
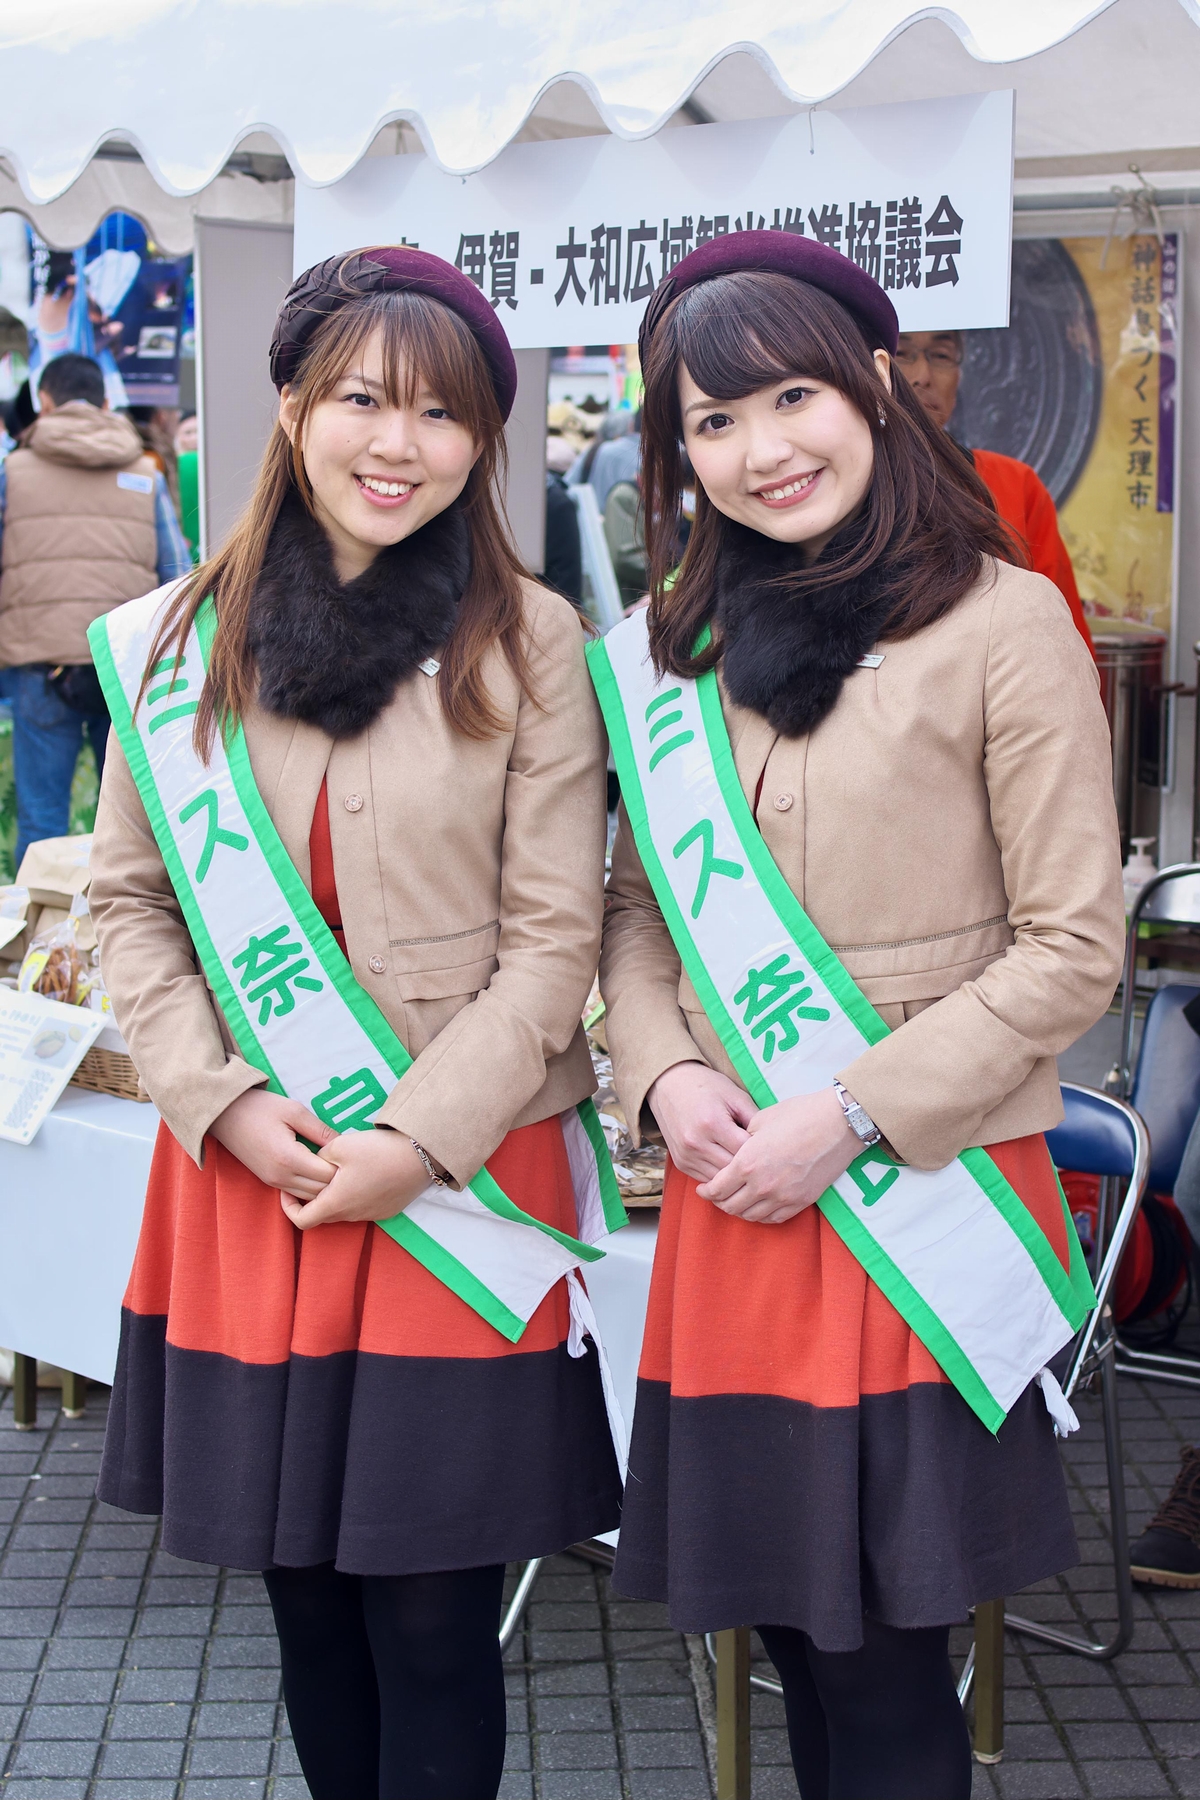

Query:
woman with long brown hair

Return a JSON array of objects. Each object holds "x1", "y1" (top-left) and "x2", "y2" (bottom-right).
[
  {"x1": 595, "y1": 234, "x2": 1125, "y2": 1798},
  {"x1": 87, "y1": 247, "x2": 622, "y2": 1800}
]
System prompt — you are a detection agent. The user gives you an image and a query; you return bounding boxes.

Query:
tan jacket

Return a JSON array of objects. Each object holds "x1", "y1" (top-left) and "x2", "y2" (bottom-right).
[
  {"x1": 88, "y1": 583, "x2": 607, "y2": 1181},
  {"x1": 600, "y1": 560, "x2": 1126, "y2": 1170},
  {"x1": 0, "y1": 403, "x2": 159, "y2": 666}
]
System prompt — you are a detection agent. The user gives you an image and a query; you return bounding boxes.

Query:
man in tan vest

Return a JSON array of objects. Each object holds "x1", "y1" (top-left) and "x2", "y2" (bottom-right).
[{"x1": 0, "y1": 353, "x2": 191, "y2": 863}]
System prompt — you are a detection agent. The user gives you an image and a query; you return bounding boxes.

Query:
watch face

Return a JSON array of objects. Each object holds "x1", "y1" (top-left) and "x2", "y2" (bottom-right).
[{"x1": 850, "y1": 1107, "x2": 878, "y2": 1143}]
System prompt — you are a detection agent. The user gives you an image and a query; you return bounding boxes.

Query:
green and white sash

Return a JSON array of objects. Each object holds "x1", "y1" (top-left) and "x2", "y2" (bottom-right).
[
  {"x1": 588, "y1": 610, "x2": 1094, "y2": 1435},
  {"x1": 90, "y1": 585, "x2": 627, "y2": 1370}
]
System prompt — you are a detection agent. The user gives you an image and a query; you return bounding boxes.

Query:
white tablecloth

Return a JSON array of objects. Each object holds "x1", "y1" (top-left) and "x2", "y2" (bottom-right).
[
  {"x1": 0, "y1": 1092, "x2": 660, "y2": 1411},
  {"x1": 0, "y1": 1088, "x2": 158, "y2": 1384},
  {"x1": 585, "y1": 1211, "x2": 658, "y2": 1435},
  {"x1": 583, "y1": 1210, "x2": 658, "y2": 1545}
]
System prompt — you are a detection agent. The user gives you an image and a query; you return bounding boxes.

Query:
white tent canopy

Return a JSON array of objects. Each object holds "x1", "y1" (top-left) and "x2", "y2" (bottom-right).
[
  {"x1": 6, "y1": 0, "x2": 1200, "y2": 866},
  {"x1": 0, "y1": 0, "x2": 1197, "y2": 224},
  {"x1": 0, "y1": 157, "x2": 291, "y2": 259}
]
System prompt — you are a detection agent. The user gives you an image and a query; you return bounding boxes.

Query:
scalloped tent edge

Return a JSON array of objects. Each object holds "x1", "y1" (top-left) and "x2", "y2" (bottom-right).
[{"x1": 0, "y1": 0, "x2": 1190, "y2": 209}]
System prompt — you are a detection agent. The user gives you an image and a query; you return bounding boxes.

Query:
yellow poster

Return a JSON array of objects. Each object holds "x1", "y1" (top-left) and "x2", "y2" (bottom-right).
[{"x1": 1057, "y1": 233, "x2": 1177, "y2": 632}]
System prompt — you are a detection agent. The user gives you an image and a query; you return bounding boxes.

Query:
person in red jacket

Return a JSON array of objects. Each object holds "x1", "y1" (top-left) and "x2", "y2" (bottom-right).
[{"x1": 896, "y1": 331, "x2": 1094, "y2": 654}]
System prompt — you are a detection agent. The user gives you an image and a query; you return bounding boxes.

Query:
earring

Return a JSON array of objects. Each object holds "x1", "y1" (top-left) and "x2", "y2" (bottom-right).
[{"x1": 877, "y1": 409, "x2": 887, "y2": 427}]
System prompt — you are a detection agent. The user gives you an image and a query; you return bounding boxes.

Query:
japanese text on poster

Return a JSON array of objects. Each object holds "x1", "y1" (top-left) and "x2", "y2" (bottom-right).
[
  {"x1": 1057, "y1": 233, "x2": 1178, "y2": 632},
  {"x1": 294, "y1": 92, "x2": 1015, "y2": 347}
]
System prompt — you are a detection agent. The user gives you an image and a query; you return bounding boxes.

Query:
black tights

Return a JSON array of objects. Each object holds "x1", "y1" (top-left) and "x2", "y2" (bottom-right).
[
  {"x1": 263, "y1": 1560, "x2": 506, "y2": 1800},
  {"x1": 757, "y1": 1617, "x2": 972, "y2": 1800}
]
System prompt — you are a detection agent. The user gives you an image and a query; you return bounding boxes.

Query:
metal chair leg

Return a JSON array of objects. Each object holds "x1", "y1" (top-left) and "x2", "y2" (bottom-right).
[
  {"x1": 705, "y1": 1630, "x2": 783, "y2": 1696},
  {"x1": 972, "y1": 1599, "x2": 1005, "y2": 1763},
  {"x1": 710, "y1": 1623, "x2": 982, "y2": 1712},
  {"x1": 1003, "y1": 1088, "x2": 1144, "y2": 1671},
  {"x1": 1115, "y1": 1344, "x2": 1200, "y2": 1390},
  {"x1": 11, "y1": 1353, "x2": 36, "y2": 1430},
  {"x1": 60, "y1": 1373, "x2": 87, "y2": 1418},
  {"x1": 1005, "y1": 1344, "x2": 1135, "y2": 1660},
  {"x1": 498, "y1": 1557, "x2": 542, "y2": 1649},
  {"x1": 956, "y1": 1642, "x2": 976, "y2": 1706},
  {"x1": 714, "y1": 1627, "x2": 751, "y2": 1800},
  {"x1": 704, "y1": 1611, "x2": 983, "y2": 1787}
]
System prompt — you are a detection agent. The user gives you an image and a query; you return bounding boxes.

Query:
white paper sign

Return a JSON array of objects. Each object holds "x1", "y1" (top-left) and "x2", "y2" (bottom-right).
[
  {"x1": 0, "y1": 989, "x2": 103, "y2": 1146},
  {"x1": 294, "y1": 91, "x2": 1015, "y2": 348}
]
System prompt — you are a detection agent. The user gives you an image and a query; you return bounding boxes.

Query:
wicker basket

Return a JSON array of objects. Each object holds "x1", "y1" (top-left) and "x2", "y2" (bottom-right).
[{"x1": 69, "y1": 1045, "x2": 148, "y2": 1103}]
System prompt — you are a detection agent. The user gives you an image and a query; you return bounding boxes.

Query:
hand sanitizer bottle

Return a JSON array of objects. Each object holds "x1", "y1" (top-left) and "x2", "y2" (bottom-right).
[{"x1": 1122, "y1": 837, "x2": 1157, "y2": 913}]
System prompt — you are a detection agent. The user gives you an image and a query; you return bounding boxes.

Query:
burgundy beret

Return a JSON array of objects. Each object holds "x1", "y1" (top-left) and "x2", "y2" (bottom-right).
[
  {"x1": 640, "y1": 229, "x2": 899, "y2": 361},
  {"x1": 269, "y1": 245, "x2": 519, "y2": 421}
]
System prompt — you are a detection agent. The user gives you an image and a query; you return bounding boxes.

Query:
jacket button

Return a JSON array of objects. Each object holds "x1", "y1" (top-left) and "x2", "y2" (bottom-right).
[
  {"x1": 368, "y1": 955, "x2": 386, "y2": 973},
  {"x1": 344, "y1": 793, "x2": 364, "y2": 812},
  {"x1": 772, "y1": 792, "x2": 794, "y2": 812}
]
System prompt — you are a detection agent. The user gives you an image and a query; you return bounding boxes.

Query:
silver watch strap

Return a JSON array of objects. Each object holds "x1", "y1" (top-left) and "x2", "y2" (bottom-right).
[
  {"x1": 410, "y1": 1138, "x2": 446, "y2": 1186},
  {"x1": 833, "y1": 1080, "x2": 882, "y2": 1148}
]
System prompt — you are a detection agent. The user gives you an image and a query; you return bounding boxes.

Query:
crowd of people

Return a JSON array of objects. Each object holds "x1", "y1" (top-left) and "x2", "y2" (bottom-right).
[
  {"x1": 548, "y1": 328, "x2": 1096, "y2": 658},
  {"x1": 0, "y1": 316, "x2": 1090, "y2": 860},
  {"x1": 0, "y1": 355, "x2": 198, "y2": 868},
  {"x1": 3, "y1": 234, "x2": 1200, "y2": 1800}
]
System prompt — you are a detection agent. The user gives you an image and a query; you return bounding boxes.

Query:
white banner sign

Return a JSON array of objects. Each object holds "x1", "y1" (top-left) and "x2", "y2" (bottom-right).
[{"x1": 294, "y1": 91, "x2": 1015, "y2": 349}]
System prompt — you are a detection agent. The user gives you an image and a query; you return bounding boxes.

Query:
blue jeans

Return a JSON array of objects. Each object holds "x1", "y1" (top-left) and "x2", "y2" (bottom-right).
[{"x1": 7, "y1": 664, "x2": 109, "y2": 869}]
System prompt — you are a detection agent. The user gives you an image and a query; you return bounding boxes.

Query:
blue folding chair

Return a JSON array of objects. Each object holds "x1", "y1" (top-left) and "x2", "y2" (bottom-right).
[
  {"x1": 954, "y1": 1082, "x2": 1150, "y2": 1760},
  {"x1": 1115, "y1": 863, "x2": 1200, "y2": 1389},
  {"x1": 999, "y1": 1083, "x2": 1150, "y2": 1663},
  {"x1": 736, "y1": 1083, "x2": 1149, "y2": 1762},
  {"x1": 1117, "y1": 863, "x2": 1200, "y2": 1093}
]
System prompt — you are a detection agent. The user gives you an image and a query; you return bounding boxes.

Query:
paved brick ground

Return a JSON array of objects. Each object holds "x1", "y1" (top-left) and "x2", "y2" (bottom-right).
[
  {"x1": 959, "y1": 1376, "x2": 1200, "y2": 1800},
  {"x1": 0, "y1": 1369, "x2": 1197, "y2": 1799}
]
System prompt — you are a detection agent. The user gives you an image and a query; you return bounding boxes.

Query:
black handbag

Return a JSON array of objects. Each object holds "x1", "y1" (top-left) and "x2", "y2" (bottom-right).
[{"x1": 46, "y1": 662, "x2": 110, "y2": 718}]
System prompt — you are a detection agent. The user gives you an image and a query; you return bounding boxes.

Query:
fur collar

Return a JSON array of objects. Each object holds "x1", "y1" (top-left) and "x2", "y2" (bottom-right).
[
  {"x1": 249, "y1": 491, "x2": 470, "y2": 738},
  {"x1": 714, "y1": 519, "x2": 897, "y2": 738}
]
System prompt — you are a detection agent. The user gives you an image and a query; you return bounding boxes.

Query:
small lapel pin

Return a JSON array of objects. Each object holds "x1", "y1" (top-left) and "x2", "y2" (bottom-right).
[
  {"x1": 418, "y1": 657, "x2": 441, "y2": 677},
  {"x1": 857, "y1": 653, "x2": 885, "y2": 669}
]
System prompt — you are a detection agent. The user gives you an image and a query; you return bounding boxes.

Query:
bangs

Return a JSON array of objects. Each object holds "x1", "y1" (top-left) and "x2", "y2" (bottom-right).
[
  {"x1": 299, "y1": 288, "x2": 501, "y2": 439},
  {"x1": 640, "y1": 266, "x2": 1017, "y2": 687},
  {"x1": 669, "y1": 272, "x2": 869, "y2": 406}
]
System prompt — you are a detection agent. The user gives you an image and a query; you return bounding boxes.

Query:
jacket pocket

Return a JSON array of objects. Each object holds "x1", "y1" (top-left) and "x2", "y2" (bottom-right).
[
  {"x1": 394, "y1": 954, "x2": 499, "y2": 1002},
  {"x1": 389, "y1": 919, "x2": 500, "y2": 973}
]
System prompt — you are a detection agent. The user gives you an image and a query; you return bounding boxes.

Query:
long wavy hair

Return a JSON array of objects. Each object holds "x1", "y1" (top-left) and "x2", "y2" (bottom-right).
[
  {"x1": 142, "y1": 287, "x2": 532, "y2": 755},
  {"x1": 640, "y1": 270, "x2": 1021, "y2": 679}
]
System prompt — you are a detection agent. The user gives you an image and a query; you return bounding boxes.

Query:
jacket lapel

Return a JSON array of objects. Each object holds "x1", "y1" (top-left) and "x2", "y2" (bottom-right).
[
  {"x1": 720, "y1": 679, "x2": 781, "y2": 815},
  {"x1": 240, "y1": 700, "x2": 332, "y2": 890}
]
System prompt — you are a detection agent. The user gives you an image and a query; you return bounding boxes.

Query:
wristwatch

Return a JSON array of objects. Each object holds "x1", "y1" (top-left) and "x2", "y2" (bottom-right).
[
  {"x1": 832, "y1": 1080, "x2": 882, "y2": 1149},
  {"x1": 409, "y1": 1139, "x2": 447, "y2": 1187}
]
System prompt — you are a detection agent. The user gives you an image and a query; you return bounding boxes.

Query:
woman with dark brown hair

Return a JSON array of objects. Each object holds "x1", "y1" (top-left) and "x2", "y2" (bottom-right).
[
  {"x1": 596, "y1": 234, "x2": 1125, "y2": 1798},
  {"x1": 87, "y1": 247, "x2": 623, "y2": 1800}
]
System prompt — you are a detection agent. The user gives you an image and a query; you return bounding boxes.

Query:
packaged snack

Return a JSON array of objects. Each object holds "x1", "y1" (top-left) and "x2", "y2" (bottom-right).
[
  {"x1": 85, "y1": 950, "x2": 113, "y2": 1015},
  {"x1": 18, "y1": 894, "x2": 92, "y2": 1006}
]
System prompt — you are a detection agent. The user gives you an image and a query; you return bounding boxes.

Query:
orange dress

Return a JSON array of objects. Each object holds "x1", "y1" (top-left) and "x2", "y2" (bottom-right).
[
  {"x1": 973, "y1": 447, "x2": 1094, "y2": 656},
  {"x1": 612, "y1": 1130, "x2": 1079, "y2": 1651},
  {"x1": 98, "y1": 783, "x2": 621, "y2": 1573}
]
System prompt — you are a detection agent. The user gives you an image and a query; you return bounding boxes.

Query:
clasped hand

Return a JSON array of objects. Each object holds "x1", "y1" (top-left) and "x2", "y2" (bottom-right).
[
  {"x1": 209, "y1": 1088, "x2": 432, "y2": 1231},
  {"x1": 646, "y1": 1062, "x2": 861, "y2": 1225}
]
